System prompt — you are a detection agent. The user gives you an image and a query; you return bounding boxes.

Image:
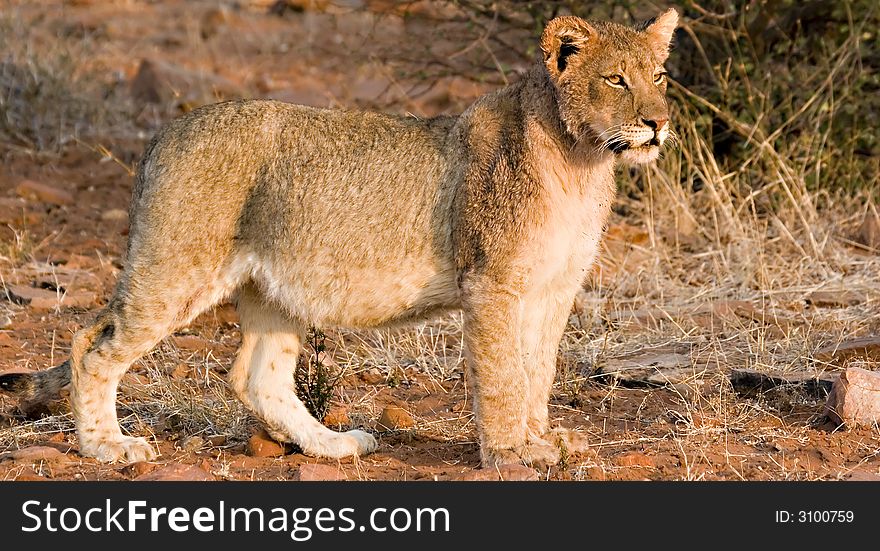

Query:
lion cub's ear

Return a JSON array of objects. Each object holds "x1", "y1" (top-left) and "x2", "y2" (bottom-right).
[
  {"x1": 540, "y1": 16, "x2": 594, "y2": 79},
  {"x1": 643, "y1": 8, "x2": 679, "y2": 62}
]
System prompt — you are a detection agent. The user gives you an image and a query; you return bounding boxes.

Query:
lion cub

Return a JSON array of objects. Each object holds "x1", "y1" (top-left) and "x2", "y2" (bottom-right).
[{"x1": 1, "y1": 9, "x2": 678, "y2": 467}]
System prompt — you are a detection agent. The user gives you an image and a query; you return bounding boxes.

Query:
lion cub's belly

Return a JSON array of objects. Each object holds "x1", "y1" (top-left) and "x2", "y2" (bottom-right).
[{"x1": 244, "y1": 252, "x2": 460, "y2": 328}]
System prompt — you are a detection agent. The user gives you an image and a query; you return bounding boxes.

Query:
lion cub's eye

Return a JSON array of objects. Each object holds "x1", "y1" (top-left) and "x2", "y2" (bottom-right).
[
  {"x1": 604, "y1": 75, "x2": 626, "y2": 88},
  {"x1": 653, "y1": 72, "x2": 667, "y2": 85}
]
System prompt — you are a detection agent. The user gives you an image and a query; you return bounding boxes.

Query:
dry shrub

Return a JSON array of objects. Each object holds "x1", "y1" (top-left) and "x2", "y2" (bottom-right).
[{"x1": 0, "y1": 9, "x2": 130, "y2": 154}]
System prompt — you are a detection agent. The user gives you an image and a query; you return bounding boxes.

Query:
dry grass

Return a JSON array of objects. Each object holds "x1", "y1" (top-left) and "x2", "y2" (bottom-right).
[{"x1": 0, "y1": 8, "x2": 133, "y2": 155}]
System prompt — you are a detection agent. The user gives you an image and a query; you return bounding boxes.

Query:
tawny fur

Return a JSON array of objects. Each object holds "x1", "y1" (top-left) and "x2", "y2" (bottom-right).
[{"x1": 0, "y1": 10, "x2": 678, "y2": 467}]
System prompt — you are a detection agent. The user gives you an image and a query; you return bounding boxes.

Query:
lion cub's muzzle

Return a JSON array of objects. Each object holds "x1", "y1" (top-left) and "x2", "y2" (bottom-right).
[{"x1": 610, "y1": 118, "x2": 671, "y2": 164}]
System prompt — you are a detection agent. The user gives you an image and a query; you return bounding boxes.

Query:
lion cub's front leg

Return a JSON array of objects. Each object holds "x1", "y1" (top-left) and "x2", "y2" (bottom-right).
[{"x1": 462, "y1": 277, "x2": 561, "y2": 468}]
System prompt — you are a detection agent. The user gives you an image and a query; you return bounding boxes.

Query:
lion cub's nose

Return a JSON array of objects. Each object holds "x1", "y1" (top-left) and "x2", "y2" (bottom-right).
[{"x1": 642, "y1": 117, "x2": 668, "y2": 130}]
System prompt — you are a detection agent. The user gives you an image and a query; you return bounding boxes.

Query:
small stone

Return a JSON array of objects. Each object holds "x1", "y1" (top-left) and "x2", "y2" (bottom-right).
[
  {"x1": 825, "y1": 367, "x2": 880, "y2": 427},
  {"x1": 846, "y1": 469, "x2": 880, "y2": 481},
  {"x1": 581, "y1": 466, "x2": 606, "y2": 481},
  {"x1": 729, "y1": 369, "x2": 837, "y2": 399},
  {"x1": 4, "y1": 284, "x2": 97, "y2": 310},
  {"x1": 60, "y1": 290, "x2": 99, "y2": 309},
  {"x1": 101, "y1": 208, "x2": 128, "y2": 222},
  {"x1": 612, "y1": 452, "x2": 655, "y2": 468},
  {"x1": 0, "y1": 198, "x2": 42, "y2": 226},
  {"x1": 293, "y1": 463, "x2": 346, "y2": 481},
  {"x1": 814, "y1": 337, "x2": 880, "y2": 364},
  {"x1": 207, "y1": 435, "x2": 228, "y2": 447},
  {"x1": 170, "y1": 334, "x2": 211, "y2": 352},
  {"x1": 180, "y1": 435, "x2": 205, "y2": 452},
  {"x1": 598, "y1": 345, "x2": 693, "y2": 386},
  {"x1": 0, "y1": 446, "x2": 67, "y2": 463},
  {"x1": 170, "y1": 363, "x2": 190, "y2": 380},
  {"x1": 212, "y1": 303, "x2": 239, "y2": 326},
  {"x1": 454, "y1": 464, "x2": 539, "y2": 481},
  {"x1": 200, "y1": 6, "x2": 230, "y2": 40},
  {"x1": 14, "y1": 467, "x2": 48, "y2": 481},
  {"x1": 0, "y1": 333, "x2": 17, "y2": 349},
  {"x1": 377, "y1": 406, "x2": 414, "y2": 431},
  {"x1": 247, "y1": 429, "x2": 285, "y2": 458},
  {"x1": 134, "y1": 463, "x2": 215, "y2": 481},
  {"x1": 63, "y1": 254, "x2": 96, "y2": 270},
  {"x1": 361, "y1": 367, "x2": 385, "y2": 385},
  {"x1": 14, "y1": 180, "x2": 74, "y2": 205},
  {"x1": 5, "y1": 285, "x2": 59, "y2": 308},
  {"x1": 130, "y1": 58, "x2": 242, "y2": 107},
  {"x1": 0, "y1": 315, "x2": 11, "y2": 329},
  {"x1": 807, "y1": 290, "x2": 866, "y2": 308},
  {"x1": 123, "y1": 461, "x2": 157, "y2": 478},
  {"x1": 323, "y1": 407, "x2": 349, "y2": 427},
  {"x1": 856, "y1": 208, "x2": 880, "y2": 249}
]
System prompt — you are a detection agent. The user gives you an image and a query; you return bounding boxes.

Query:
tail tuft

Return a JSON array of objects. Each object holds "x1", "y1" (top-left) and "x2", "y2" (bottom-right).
[
  {"x1": 0, "y1": 360, "x2": 72, "y2": 416},
  {"x1": 0, "y1": 372, "x2": 32, "y2": 394}
]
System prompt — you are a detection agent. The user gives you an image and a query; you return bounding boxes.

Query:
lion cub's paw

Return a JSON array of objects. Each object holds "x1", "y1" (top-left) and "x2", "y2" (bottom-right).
[
  {"x1": 483, "y1": 439, "x2": 560, "y2": 469},
  {"x1": 82, "y1": 435, "x2": 158, "y2": 464},
  {"x1": 311, "y1": 429, "x2": 378, "y2": 459},
  {"x1": 544, "y1": 427, "x2": 590, "y2": 455}
]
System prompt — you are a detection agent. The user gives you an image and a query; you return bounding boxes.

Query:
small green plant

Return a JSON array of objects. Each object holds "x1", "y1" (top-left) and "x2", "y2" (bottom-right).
[{"x1": 294, "y1": 327, "x2": 341, "y2": 421}]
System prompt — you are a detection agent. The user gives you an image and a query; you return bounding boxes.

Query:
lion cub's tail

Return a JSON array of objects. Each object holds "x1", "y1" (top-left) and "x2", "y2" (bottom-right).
[
  {"x1": 0, "y1": 360, "x2": 71, "y2": 406},
  {"x1": 0, "y1": 316, "x2": 112, "y2": 413}
]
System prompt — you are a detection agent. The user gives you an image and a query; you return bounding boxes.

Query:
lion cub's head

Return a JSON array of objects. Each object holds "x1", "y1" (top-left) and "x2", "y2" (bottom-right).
[{"x1": 540, "y1": 9, "x2": 679, "y2": 164}]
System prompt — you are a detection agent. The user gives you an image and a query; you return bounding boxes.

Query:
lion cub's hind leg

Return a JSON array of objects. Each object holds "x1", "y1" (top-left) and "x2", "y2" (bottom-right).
[
  {"x1": 70, "y1": 314, "x2": 163, "y2": 463},
  {"x1": 228, "y1": 284, "x2": 377, "y2": 459}
]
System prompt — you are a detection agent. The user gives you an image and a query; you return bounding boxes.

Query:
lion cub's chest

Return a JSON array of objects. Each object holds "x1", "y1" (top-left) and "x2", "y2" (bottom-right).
[{"x1": 526, "y1": 157, "x2": 615, "y2": 291}]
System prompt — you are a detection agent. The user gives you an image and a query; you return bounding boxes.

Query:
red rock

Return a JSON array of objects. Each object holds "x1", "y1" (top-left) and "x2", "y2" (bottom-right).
[
  {"x1": 581, "y1": 466, "x2": 606, "y2": 481},
  {"x1": 134, "y1": 463, "x2": 214, "y2": 481},
  {"x1": 169, "y1": 363, "x2": 191, "y2": 380},
  {"x1": 4, "y1": 284, "x2": 97, "y2": 310},
  {"x1": 5, "y1": 285, "x2": 58, "y2": 308},
  {"x1": 323, "y1": 407, "x2": 349, "y2": 427},
  {"x1": 807, "y1": 290, "x2": 866, "y2": 308},
  {"x1": 14, "y1": 180, "x2": 74, "y2": 205},
  {"x1": 846, "y1": 469, "x2": 880, "y2": 481},
  {"x1": 360, "y1": 367, "x2": 385, "y2": 385},
  {"x1": 293, "y1": 463, "x2": 346, "y2": 481},
  {"x1": 0, "y1": 446, "x2": 67, "y2": 463},
  {"x1": 180, "y1": 435, "x2": 205, "y2": 452},
  {"x1": 825, "y1": 367, "x2": 880, "y2": 427},
  {"x1": 62, "y1": 254, "x2": 97, "y2": 270},
  {"x1": 247, "y1": 429, "x2": 285, "y2": 458},
  {"x1": 14, "y1": 467, "x2": 49, "y2": 481},
  {"x1": 0, "y1": 333, "x2": 17, "y2": 348},
  {"x1": 454, "y1": 464, "x2": 539, "y2": 481},
  {"x1": 211, "y1": 303, "x2": 239, "y2": 326},
  {"x1": 207, "y1": 434, "x2": 227, "y2": 447},
  {"x1": 130, "y1": 58, "x2": 242, "y2": 106},
  {"x1": 124, "y1": 461, "x2": 157, "y2": 478},
  {"x1": 170, "y1": 334, "x2": 212, "y2": 352},
  {"x1": 856, "y1": 208, "x2": 880, "y2": 250},
  {"x1": 199, "y1": 6, "x2": 230, "y2": 39},
  {"x1": 814, "y1": 337, "x2": 880, "y2": 363},
  {"x1": 0, "y1": 198, "x2": 42, "y2": 226},
  {"x1": 377, "y1": 406, "x2": 414, "y2": 431},
  {"x1": 613, "y1": 452, "x2": 655, "y2": 468}
]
